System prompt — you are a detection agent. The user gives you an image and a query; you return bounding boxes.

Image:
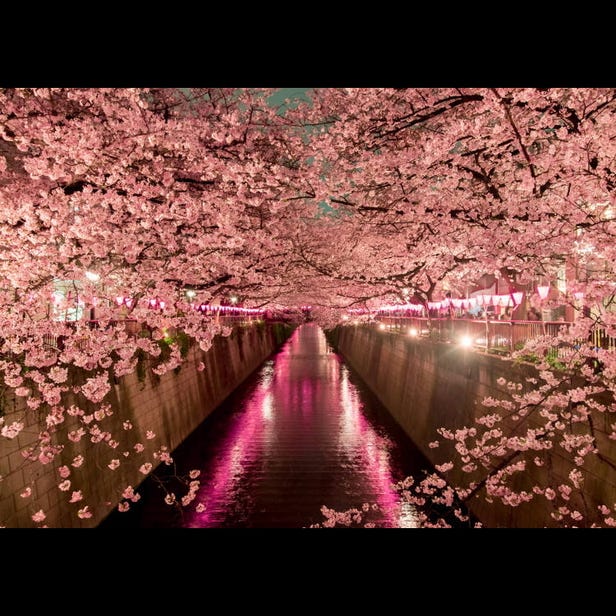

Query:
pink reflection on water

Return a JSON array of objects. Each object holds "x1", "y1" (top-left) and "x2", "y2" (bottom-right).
[{"x1": 185, "y1": 323, "x2": 418, "y2": 528}]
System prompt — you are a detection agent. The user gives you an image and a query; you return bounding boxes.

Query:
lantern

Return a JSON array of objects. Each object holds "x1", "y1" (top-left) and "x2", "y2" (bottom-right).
[{"x1": 537, "y1": 285, "x2": 550, "y2": 300}]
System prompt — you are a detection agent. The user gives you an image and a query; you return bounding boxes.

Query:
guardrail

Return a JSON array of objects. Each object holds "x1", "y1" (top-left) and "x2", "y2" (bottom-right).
[{"x1": 375, "y1": 316, "x2": 616, "y2": 355}]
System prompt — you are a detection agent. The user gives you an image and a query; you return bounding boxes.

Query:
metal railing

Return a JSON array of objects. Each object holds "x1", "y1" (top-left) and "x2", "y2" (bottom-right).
[{"x1": 375, "y1": 316, "x2": 616, "y2": 355}]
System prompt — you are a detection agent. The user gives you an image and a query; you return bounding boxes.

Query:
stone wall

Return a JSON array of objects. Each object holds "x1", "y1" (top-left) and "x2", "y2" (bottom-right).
[
  {"x1": 328, "y1": 325, "x2": 616, "y2": 527},
  {"x1": 0, "y1": 323, "x2": 293, "y2": 528}
]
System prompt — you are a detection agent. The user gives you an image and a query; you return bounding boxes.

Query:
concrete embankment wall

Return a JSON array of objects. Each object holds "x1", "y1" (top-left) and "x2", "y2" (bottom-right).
[
  {"x1": 0, "y1": 323, "x2": 293, "y2": 528},
  {"x1": 328, "y1": 325, "x2": 616, "y2": 527}
]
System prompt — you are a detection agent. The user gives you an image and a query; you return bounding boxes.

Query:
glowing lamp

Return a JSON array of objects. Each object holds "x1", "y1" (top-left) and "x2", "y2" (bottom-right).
[
  {"x1": 574, "y1": 291, "x2": 584, "y2": 301},
  {"x1": 379, "y1": 323, "x2": 386, "y2": 330},
  {"x1": 159, "y1": 301, "x2": 166, "y2": 309},
  {"x1": 408, "y1": 327, "x2": 418, "y2": 337},
  {"x1": 85, "y1": 271, "x2": 100, "y2": 283},
  {"x1": 460, "y1": 335, "x2": 473, "y2": 348},
  {"x1": 186, "y1": 289, "x2": 196, "y2": 299},
  {"x1": 115, "y1": 296, "x2": 124, "y2": 306},
  {"x1": 149, "y1": 299, "x2": 157, "y2": 307},
  {"x1": 537, "y1": 285, "x2": 550, "y2": 300}
]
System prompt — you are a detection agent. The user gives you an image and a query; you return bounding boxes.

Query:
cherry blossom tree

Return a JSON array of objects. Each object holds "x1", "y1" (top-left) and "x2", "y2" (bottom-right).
[
  {"x1": 0, "y1": 87, "x2": 311, "y2": 525},
  {"x1": 291, "y1": 88, "x2": 616, "y2": 527},
  {"x1": 2, "y1": 87, "x2": 616, "y2": 527}
]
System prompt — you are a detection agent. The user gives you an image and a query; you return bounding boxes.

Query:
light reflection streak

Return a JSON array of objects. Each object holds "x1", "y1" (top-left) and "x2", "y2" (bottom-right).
[{"x1": 183, "y1": 323, "x2": 420, "y2": 528}]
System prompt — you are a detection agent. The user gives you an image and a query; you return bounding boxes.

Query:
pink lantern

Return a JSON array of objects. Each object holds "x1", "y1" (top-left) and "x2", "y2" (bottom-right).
[
  {"x1": 149, "y1": 299, "x2": 157, "y2": 307},
  {"x1": 115, "y1": 296, "x2": 124, "y2": 306},
  {"x1": 159, "y1": 300, "x2": 166, "y2": 309},
  {"x1": 512, "y1": 291, "x2": 524, "y2": 305},
  {"x1": 537, "y1": 285, "x2": 550, "y2": 300}
]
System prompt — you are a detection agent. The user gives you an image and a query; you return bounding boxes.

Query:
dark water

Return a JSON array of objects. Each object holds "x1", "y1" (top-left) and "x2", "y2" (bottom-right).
[{"x1": 101, "y1": 323, "x2": 442, "y2": 528}]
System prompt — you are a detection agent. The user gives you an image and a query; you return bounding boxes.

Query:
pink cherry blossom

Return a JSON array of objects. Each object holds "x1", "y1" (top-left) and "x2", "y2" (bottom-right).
[
  {"x1": 69, "y1": 491, "x2": 83, "y2": 503},
  {"x1": 1, "y1": 421, "x2": 24, "y2": 439},
  {"x1": 58, "y1": 465, "x2": 71, "y2": 479},
  {"x1": 139, "y1": 463, "x2": 152, "y2": 475},
  {"x1": 164, "y1": 493, "x2": 176, "y2": 505},
  {"x1": 20, "y1": 487, "x2": 32, "y2": 498},
  {"x1": 58, "y1": 480, "x2": 71, "y2": 491},
  {"x1": 72, "y1": 455, "x2": 84, "y2": 468},
  {"x1": 32, "y1": 510, "x2": 46, "y2": 523},
  {"x1": 77, "y1": 506, "x2": 92, "y2": 519},
  {"x1": 108, "y1": 459, "x2": 120, "y2": 470}
]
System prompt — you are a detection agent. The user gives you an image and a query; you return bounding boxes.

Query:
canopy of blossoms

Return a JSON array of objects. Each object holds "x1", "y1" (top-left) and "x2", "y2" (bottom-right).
[{"x1": 2, "y1": 88, "x2": 616, "y2": 527}]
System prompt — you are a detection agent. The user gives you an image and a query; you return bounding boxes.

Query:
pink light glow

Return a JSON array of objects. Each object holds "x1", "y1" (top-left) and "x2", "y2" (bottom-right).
[{"x1": 183, "y1": 324, "x2": 418, "y2": 528}]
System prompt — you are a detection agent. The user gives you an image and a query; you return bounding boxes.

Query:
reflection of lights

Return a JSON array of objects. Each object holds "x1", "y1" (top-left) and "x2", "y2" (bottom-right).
[
  {"x1": 395, "y1": 500, "x2": 421, "y2": 528},
  {"x1": 342, "y1": 314, "x2": 349, "y2": 321},
  {"x1": 261, "y1": 392, "x2": 273, "y2": 420},
  {"x1": 85, "y1": 271, "x2": 100, "y2": 282},
  {"x1": 460, "y1": 335, "x2": 473, "y2": 348},
  {"x1": 379, "y1": 323, "x2": 386, "y2": 330},
  {"x1": 408, "y1": 327, "x2": 418, "y2": 337}
]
